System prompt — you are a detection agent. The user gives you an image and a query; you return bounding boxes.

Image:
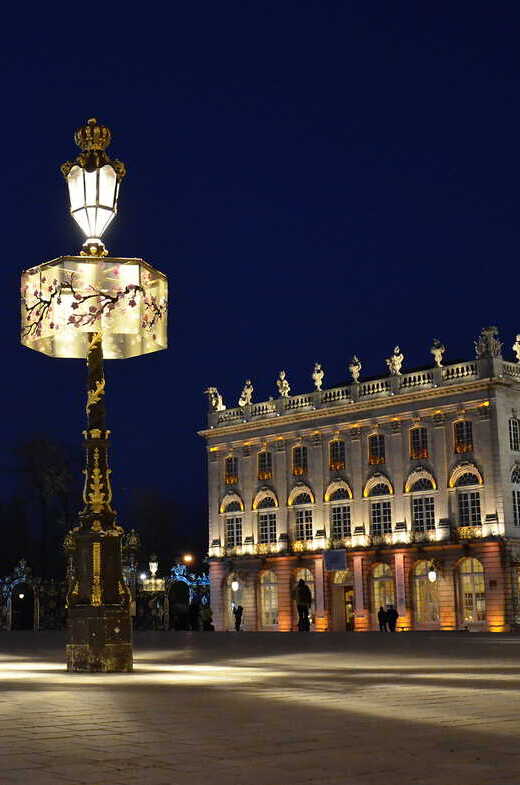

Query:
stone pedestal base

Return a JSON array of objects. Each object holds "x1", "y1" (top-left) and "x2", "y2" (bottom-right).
[{"x1": 67, "y1": 606, "x2": 133, "y2": 673}]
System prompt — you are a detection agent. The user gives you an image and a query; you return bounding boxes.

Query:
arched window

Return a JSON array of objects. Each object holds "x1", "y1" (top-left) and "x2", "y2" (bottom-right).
[
  {"x1": 456, "y1": 472, "x2": 480, "y2": 487},
  {"x1": 372, "y1": 564, "x2": 395, "y2": 611},
  {"x1": 413, "y1": 561, "x2": 439, "y2": 625},
  {"x1": 329, "y1": 487, "x2": 350, "y2": 501},
  {"x1": 512, "y1": 467, "x2": 520, "y2": 526},
  {"x1": 260, "y1": 571, "x2": 278, "y2": 627},
  {"x1": 257, "y1": 496, "x2": 276, "y2": 509},
  {"x1": 293, "y1": 492, "x2": 312, "y2": 505},
  {"x1": 410, "y1": 478, "x2": 434, "y2": 492},
  {"x1": 257, "y1": 451, "x2": 273, "y2": 481},
  {"x1": 225, "y1": 456, "x2": 238, "y2": 485},
  {"x1": 224, "y1": 500, "x2": 242, "y2": 512},
  {"x1": 329, "y1": 439, "x2": 346, "y2": 471},
  {"x1": 458, "y1": 558, "x2": 485, "y2": 624},
  {"x1": 368, "y1": 483, "x2": 390, "y2": 497},
  {"x1": 454, "y1": 420, "x2": 473, "y2": 453}
]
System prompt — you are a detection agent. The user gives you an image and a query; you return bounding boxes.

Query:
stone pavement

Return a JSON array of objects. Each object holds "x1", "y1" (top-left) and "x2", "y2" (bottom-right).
[{"x1": 0, "y1": 631, "x2": 520, "y2": 785}]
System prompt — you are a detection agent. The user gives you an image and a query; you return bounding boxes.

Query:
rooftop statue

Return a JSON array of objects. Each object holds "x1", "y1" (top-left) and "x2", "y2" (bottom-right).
[
  {"x1": 277, "y1": 370, "x2": 291, "y2": 398},
  {"x1": 386, "y1": 346, "x2": 404, "y2": 376},
  {"x1": 238, "y1": 379, "x2": 254, "y2": 407},
  {"x1": 312, "y1": 363, "x2": 324, "y2": 391},
  {"x1": 430, "y1": 339, "x2": 446, "y2": 368},
  {"x1": 513, "y1": 335, "x2": 520, "y2": 363},
  {"x1": 205, "y1": 387, "x2": 226, "y2": 412},
  {"x1": 475, "y1": 326, "x2": 502, "y2": 359},
  {"x1": 348, "y1": 355, "x2": 361, "y2": 382}
]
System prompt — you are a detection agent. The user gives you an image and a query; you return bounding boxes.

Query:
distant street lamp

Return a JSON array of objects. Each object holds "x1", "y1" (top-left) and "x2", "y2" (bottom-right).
[
  {"x1": 20, "y1": 119, "x2": 168, "y2": 672},
  {"x1": 428, "y1": 565, "x2": 438, "y2": 583},
  {"x1": 149, "y1": 555, "x2": 159, "y2": 577},
  {"x1": 231, "y1": 580, "x2": 240, "y2": 593},
  {"x1": 182, "y1": 554, "x2": 193, "y2": 565}
]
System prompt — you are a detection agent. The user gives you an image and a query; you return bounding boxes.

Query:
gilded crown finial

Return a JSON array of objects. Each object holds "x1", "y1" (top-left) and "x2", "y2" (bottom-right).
[{"x1": 74, "y1": 118, "x2": 111, "y2": 152}]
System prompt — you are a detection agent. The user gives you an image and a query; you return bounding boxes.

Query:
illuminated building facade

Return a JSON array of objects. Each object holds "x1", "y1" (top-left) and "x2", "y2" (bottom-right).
[{"x1": 200, "y1": 327, "x2": 520, "y2": 633}]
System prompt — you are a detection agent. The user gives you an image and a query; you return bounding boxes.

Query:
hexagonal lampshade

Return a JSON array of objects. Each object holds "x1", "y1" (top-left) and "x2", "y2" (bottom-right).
[{"x1": 21, "y1": 256, "x2": 167, "y2": 359}]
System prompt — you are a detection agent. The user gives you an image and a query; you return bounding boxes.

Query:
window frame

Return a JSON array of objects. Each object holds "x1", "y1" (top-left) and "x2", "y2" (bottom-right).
[
  {"x1": 258, "y1": 511, "x2": 277, "y2": 544},
  {"x1": 409, "y1": 426, "x2": 429, "y2": 460},
  {"x1": 330, "y1": 504, "x2": 351, "y2": 539},
  {"x1": 368, "y1": 434, "x2": 385, "y2": 465},
  {"x1": 454, "y1": 420, "x2": 473, "y2": 454}
]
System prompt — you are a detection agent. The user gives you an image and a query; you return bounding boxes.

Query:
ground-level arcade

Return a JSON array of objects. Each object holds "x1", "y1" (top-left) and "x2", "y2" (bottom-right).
[{"x1": 209, "y1": 539, "x2": 520, "y2": 632}]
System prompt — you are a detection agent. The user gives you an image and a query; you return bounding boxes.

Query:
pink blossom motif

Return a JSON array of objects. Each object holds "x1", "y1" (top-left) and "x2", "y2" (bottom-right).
[
  {"x1": 57, "y1": 298, "x2": 61, "y2": 305},
  {"x1": 73, "y1": 293, "x2": 82, "y2": 300},
  {"x1": 49, "y1": 322, "x2": 54, "y2": 329},
  {"x1": 71, "y1": 302, "x2": 79, "y2": 310},
  {"x1": 89, "y1": 306, "x2": 97, "y2": 314},
  {"x1": 68, "y1": 315, "x2": 76, "y2": 324},
  {"x1": 128, "y1": 299, "x2": 136, "y2": 307}
]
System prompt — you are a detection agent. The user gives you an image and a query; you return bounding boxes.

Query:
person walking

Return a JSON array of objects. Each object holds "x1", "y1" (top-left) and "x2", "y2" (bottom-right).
[
  {"x1": 377, "y1": 605, "x2": 387, "y2": 631},
  {"x1": 295, "y1": 578, "x2": 312, "y2": 631},
  {"x1": 232, "y1": 603, "x2": 243, "y2": 631},
  {"x1": 386, "y1": 604, "x2": 399, "y2": 632}
]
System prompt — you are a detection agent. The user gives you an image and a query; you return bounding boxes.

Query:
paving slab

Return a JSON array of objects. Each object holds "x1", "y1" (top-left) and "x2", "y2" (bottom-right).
[{"x1": 0, "y1": 631, "x2": 520, "y2": 784}]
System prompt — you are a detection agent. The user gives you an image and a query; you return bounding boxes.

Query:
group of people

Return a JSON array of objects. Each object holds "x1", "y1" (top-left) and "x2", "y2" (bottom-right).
[{"x1": 377, "y1": 604, "x2": 399, "y2": 632}]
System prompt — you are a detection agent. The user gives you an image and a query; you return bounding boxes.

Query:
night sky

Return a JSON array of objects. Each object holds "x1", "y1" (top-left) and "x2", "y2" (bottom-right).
[{"x1": 2, "y1": 3, "x2": 520, "y2": 553}]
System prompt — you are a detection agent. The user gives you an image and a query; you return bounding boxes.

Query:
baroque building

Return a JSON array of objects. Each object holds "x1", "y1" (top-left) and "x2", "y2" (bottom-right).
[{"x1": 199, "y1": 327, "x2": 520, "y2": 632}]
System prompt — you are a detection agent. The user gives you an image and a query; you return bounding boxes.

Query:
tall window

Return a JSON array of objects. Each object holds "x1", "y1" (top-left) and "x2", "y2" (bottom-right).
[
  {"x1": 458, "y1": 491, "x2": 481, "y2": 526},
  {"x1": 412, "y1": 497, "x2": 435, "y2": 531},
  {"x1": 413, "y1": 561, "x2": 439, "y2": 625},
  {"x1": 258, "y1": 512, "x2": 277, "y2": 544},
  {"x1": 510, "y1": 419, "x2": 520, "y2": 452},
  {"x1": 512, "y1": 467, "x2": 520, "y2": 526},
  {"x1": 372, "y1": 564, "x2": 394, "y2": 610},
  {"x1": 258, "y1": 451, "x2": 272, "y2": 480},
  {"x1": 260, "y1": 571, "x2": 278, "y2": 627},
  {"x1": 458, "y1": 558, "x2": 486, "y2": 624},
  {"x1": 454, "y1": 420, "x2": 473, "y2": 453},
  {"x1": 295, "y1": 509, "x2": 313, "y2": 540},
  {"x1": 292, "y1": 446, "x2": 308, "y2": 476},
  {"x1": 225, "y1": 517, "x2": 242, "y2": 548},
  {"x1": 368, "y1": 434, "x2": 385, "y2": 465},
  {"x1": 331, "y1": 505, "x2": 351, "y2": 539},
  {"x1": 329, "y1": 440, "x2": 346, "y2": 471},
  {"x1": 370, "y1": 501, "x2": 392, "y2": 535},
  {"x1": 410, "y1": 427, "x2": 428, "y2": 459},
  {"x1": 224, "y1": 456, "x2": 238, "y2": 485}
]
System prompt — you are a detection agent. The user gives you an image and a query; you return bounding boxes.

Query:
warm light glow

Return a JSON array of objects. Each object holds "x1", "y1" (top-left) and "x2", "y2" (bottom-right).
[
  {"x1": 66, "y1": 163, "x2": 119, "y2": 240},
  {"x1": 21, "y1": 256, "x2": 167, "y2": 360},
  {"x1": 139, "y1": 572, "x2": 147, "y2": 581},
  {"x1": 18, "y1": 593, "x2": 25, "y2": 599},
  {"x1": 428, "y1": 568, "x2": 437, "y2": 583},
  {"x1": 231, "y1": 580, "x2": 240, "y2": 592},
  {"x1": 183, "y1": 554, "x2": 193, "y2": 564}
]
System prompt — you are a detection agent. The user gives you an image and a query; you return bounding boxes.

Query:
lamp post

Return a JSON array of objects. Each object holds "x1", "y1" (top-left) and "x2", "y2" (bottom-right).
[{"x1": 20, "y1": 119, "x2": 168, "y2": 672}]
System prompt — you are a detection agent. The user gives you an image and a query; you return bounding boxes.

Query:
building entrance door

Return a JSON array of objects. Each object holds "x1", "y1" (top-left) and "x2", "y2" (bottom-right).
[{"x1": 344, "y1": 588, "x2": 354, "y2": 630}]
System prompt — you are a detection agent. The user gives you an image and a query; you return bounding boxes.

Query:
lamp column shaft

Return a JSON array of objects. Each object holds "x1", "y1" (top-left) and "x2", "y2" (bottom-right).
[{"x1": 65, "y1": 331, "x2": 133, "y2": 673}]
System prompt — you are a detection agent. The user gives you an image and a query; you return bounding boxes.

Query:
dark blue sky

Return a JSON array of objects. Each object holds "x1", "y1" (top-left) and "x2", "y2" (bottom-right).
[{"x1": 3, "y1": 3, "x2": 520, "y2": 547}]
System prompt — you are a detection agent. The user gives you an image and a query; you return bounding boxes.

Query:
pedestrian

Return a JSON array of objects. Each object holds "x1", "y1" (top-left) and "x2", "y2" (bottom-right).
[
  {"x1": 386, "y1": 604, "x2": 399, "y2": 632},
  {"x1": 377, "y1": 605, "x2": 387, "y2": 631},
  {"x1": 295, "y1": 578, "x2": 312, "y2": 631},
  {"x1": 232, "y1": 603, "x2": 244, "y2": 631}
]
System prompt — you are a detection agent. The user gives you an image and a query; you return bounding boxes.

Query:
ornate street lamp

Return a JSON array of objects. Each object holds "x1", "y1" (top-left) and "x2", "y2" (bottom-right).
[{"x1": 20, "y1": 119, "x2": 168, "y2": 672}]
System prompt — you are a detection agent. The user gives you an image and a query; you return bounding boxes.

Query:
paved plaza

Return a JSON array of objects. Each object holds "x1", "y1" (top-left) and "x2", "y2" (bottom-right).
[{"x1": 0, "y1": 632, "x2": 520, "y2": 785}]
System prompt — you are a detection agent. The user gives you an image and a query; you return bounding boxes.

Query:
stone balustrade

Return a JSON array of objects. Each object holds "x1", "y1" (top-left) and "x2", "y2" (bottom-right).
[{"x1": 209, "y1": 356, "x2": 514, "y2": 428}]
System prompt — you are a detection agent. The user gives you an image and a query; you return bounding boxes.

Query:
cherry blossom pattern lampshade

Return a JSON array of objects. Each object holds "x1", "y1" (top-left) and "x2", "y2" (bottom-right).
[{"x1": 21, "y1": 256, "x2": 167, "y2": 359}]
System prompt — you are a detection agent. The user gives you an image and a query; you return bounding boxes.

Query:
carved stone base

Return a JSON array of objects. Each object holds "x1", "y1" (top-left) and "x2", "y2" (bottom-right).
[{"x1": 67, "y1": 606, "x2": 132, "y2": 672}]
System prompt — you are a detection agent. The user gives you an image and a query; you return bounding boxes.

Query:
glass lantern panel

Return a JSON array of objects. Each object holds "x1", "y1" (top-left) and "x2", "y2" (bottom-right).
[
  {"x1": 72, "y1": 208, "x2": 91, "y2": 237},
  {"x1": 21, "y1": 256, "x2": 168, "y2": 360},
  {"x1": 67, "y1": 166, "x2": 85, "y2": 211},
  {"x1": 84, "y1": 169, "x2": 98, "y2": 206},
  {"x1": 95, "y1": 207, "x2": 115, "y2": 237},
  {"x1": 98, "y1": 165, "x2": 117, "y2": 208}
]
